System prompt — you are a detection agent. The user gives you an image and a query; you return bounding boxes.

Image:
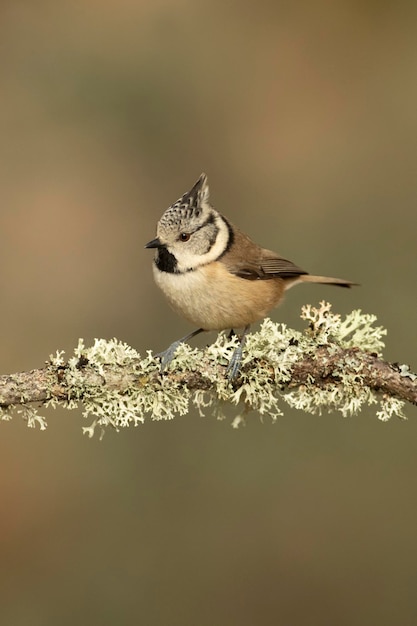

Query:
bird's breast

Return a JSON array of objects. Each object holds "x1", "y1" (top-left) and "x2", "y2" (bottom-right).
[{"x1": 153, "y1": 262, "x2": 285, "y2": 330}]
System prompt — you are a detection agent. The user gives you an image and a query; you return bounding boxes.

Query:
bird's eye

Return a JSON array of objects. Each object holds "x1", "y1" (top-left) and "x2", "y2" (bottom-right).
[{"x1": 179, "y1": 233, "x2": 190, "y2": 242}]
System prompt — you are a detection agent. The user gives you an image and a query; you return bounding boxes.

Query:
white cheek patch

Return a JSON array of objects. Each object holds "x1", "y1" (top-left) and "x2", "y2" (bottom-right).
[
  {"x1": 173, "y1": 216, "x2": 230, "y2": 273},
  {"x1": 204, "y1": 216, "x2": 230, "y2": 262}
]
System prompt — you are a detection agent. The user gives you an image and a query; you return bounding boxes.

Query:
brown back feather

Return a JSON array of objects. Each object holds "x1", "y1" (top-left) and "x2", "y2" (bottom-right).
[{"x1": 220, "y1": 223, "x2": 308, "y2": 280}]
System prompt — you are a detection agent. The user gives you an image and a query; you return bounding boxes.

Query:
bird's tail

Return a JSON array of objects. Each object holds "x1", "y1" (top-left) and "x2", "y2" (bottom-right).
[{"x1": 299, "y1": 275, "x2": 357, "y2": 288}]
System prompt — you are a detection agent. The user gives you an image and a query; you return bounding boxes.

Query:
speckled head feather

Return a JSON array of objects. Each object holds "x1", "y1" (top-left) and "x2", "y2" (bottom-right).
[{"x1": 158, "y1": 173, "x2": 210, "y2": 231}]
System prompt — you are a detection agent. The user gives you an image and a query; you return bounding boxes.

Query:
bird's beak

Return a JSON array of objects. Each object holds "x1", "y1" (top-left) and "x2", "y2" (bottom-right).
[{"x1": 145, "y1": 237, "x2": 162, "y2": 249}]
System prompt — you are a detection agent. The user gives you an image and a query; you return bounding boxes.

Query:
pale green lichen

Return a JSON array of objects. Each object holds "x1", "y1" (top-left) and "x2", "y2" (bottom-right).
[
  {"x1": 376, "y1": 396, "x2": 406, "y2": 422},
  {"x1": 301, "y1": 302, "x2": 387, "y2": 353},
  {"x1": 398, "y1": 364, "x2": 417, "y2": 382},
  {"x1": 282, "y1": 302, "x2": 404, "y2": 420},
  {"x1": 17, "y1": 405, "x2": 48, "y2": 430},
  {"x1": 1, "y1": 302, "x2": 410, "y2": 434},
  {"x1": 72, "y1": 338, "x2": 189, "y2": 437}
]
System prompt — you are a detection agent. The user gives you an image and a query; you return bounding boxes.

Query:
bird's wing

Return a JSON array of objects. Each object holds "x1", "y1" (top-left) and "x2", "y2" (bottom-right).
[
  {"x1": 259, "y1": 255, "x2": 308, "y2": 278},
  {"x1": 231, "y1": 256, "x2": 308, "y2": 280}
]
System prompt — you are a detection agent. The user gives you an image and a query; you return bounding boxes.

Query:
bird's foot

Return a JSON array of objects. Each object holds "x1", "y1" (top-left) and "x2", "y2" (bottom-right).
[
  {"x1": 226, "y1": 344, "x2": 243, "y2": 381},
  {"x1": 155, "y1": 328, "x2": 205, "y2": 371},
  {"x1": 155, "y1": 340, "x2": 183, "y2": 371},
  {"x1": 226, "y1": 324, "x2": 251, "y2": 381}
]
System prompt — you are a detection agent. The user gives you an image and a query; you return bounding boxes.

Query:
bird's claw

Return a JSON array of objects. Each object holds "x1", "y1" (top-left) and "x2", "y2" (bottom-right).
[
  {"x1": 226, "y1": 345, "x2": 243, "y2": 381},
  {"x1": 155, "y1": 340, "x2": 182, "y2": 371}
]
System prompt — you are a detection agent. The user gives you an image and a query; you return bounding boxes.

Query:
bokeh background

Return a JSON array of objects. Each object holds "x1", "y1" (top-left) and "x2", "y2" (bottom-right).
[{"x1": 1, "y1": 1, "x2": 417, "y2": 624}]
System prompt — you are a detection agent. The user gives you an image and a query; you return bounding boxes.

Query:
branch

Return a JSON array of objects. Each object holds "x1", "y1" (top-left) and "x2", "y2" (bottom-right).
[{"x1": 0, "y1": 303, "x2": 415, "y2": 435}]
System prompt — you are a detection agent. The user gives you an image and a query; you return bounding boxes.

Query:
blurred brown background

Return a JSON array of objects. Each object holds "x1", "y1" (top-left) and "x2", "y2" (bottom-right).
[{"x1": 0, "y1": 1, "x2": 417, "y2": 624}]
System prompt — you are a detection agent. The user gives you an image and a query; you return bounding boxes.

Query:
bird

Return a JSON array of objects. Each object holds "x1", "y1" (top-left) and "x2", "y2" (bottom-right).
[{"x1": 145, "y1": 173, "x2": 356, "y2": 379}]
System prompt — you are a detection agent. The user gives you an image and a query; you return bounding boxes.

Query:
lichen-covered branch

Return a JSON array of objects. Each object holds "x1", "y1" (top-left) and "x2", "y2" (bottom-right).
[{"x1": 0, "y1": 303, "x2": 415, "y2": 436}]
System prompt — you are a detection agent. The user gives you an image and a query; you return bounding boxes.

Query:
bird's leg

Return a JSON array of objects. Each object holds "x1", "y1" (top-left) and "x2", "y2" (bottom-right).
[
  {"x1": 156, "y1": 328, "x2": 205, "y2": 371},
  {"x1": 226, "y1": 324, "x2": 251, "y2": 380}
]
